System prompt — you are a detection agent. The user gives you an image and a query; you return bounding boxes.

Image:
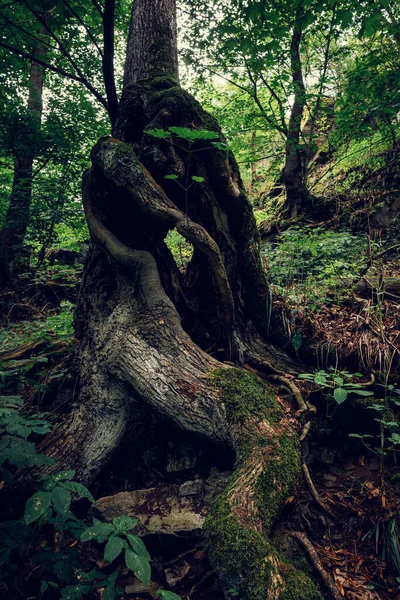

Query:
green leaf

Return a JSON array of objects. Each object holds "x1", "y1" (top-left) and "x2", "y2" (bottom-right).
[
  {"x1": 333, "y1": 387, "x2": 348, "y2": 405},
  {"x1": 350, "y1": 390, "x2": 374, "y2": 397},
  {"x1": 314, "y1": 375, "x2": 327, "y2": 386},
  {"x1": 61, "y1": 481, "x2": 95, "y2": 503},
  {"x1": 125, "y1": 549, "x2": 151, "y2": 587},
  {"x1": 168, "y1": 126, "x2": 218, "y2": 141},
  {"x1": 291, "y1": 331, "x2": 302, "y2": 351},
  {"x1": 104, "y1": 536, "x2": 124, "y2": 563},
  {"x1": 164, "y1": 174, "x2": 179, "y2": 180},
  {"x1": 0, "y1": 548, "x2": 11, "y2": 566},
  {"x1": 107, "y1": 569, "x2": 120, "y2": 584},
  {"x1": 102, "y1": 587, "x2": 115, "y2": 600},
  {"x1": 126, "y1": 534, "x2": 151, "y2": 560},
  {"x1": 24, "y1": 491, "x2": 52, "y2": 525},
  {"x1": 52, "y1": 486, "x2": 71, "y2": 516},
  {"x1": 55, "y1": 470, "x2": 76, "y2": 481},
  {"x1": 112, "y1": 515, "x2": 137, "y2": 533},
  {"x1": 80, "y1": 523, "x2": 115, "y2": 542},
  {"x1": 156, "y1": 591, "x2": 182, "y2": 600},
  {"x1": 191, "y1": 175, "x2": 205, "y2": 183},
  {"x1": 146, "y1": 129, "x2": 171, "y2": 139}
]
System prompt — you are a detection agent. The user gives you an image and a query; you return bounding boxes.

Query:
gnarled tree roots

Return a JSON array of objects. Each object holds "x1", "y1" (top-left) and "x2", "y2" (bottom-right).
[{"x1": 40, "y1": 76, "x2": 324, "y2": 599}]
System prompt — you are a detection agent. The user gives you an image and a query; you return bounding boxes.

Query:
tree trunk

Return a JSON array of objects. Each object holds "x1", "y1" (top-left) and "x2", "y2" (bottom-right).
[
  {"x1": 39, "y1": 2, "x2": 323, "y2": 598},
  {"x1": 0, "y1": 34, "x2": 47, "y2": 286},
  {"x1": 282, "y1": 9, "x2": 309, "y2": 218}
]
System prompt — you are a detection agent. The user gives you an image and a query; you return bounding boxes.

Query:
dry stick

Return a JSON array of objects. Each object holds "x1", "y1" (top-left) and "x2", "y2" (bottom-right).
[
  {"x1": 360, "y1": 242, "x2": 400, "y2": 277},
  {"x1": 287, "y1": 531, "x2": 342, "y2": 600},
  {"x1": 302, "y1": 462, "x2": 335, "y2": 518}
]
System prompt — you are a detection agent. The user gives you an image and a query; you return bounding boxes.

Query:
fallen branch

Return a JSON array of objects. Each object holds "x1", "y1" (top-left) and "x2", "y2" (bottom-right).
[{"x1": 0, "y1": 339, "x2": 43, "y2": 361}]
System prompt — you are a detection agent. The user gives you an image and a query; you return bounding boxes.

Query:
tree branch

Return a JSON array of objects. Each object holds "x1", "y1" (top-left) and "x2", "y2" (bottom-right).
[
  {"x1": 60, "y1": 0, "x2": 104, "y2": 57},
  {"x1": 0, "y1": 42, "x2": 108, "y2": 112},
  {"x1": 20, "y1": 0, "x2": 109, "y2": 113}
]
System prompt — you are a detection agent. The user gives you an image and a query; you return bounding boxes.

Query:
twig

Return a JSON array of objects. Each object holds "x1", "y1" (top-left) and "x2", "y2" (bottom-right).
[
  {"x1": 302, "y1": 462, "x2": 335, "y2": 518},
  {"x1": 360, "y1": 242, "x2": 400, "y2": 277},
  {"x1": 287, "y1": 531, "x2": 342, "y2": 600}
]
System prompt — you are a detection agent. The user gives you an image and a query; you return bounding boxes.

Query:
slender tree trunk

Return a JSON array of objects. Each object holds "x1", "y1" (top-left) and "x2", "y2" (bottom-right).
[
  {"x1": 282, "y1": 9, "x2": 308, "y2": 218},
  {"x1": 0, "y1": 35, "x2": 47, "y2": 286},
  {"x1": 39, "y1": 2, "x2": 323, "y2": 598},
  {"x1": 123, "y1": 0, "x2": 178, "y2": 88}
]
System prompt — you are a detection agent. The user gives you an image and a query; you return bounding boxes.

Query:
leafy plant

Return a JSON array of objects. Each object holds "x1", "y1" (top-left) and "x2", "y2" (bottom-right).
[
  {"x1": 299, "y1": 367, "x2": 374, "y2": 405},
  {"x1": 0, "y1": 395, "x2": 54, "y2": 485},
  {"x1": 81, "y1": 515, "x2": 151, "y2": 587}
]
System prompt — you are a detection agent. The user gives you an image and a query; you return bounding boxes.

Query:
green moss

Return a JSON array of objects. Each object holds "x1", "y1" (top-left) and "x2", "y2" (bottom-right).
[
  {"x1": 209, "y1": 367, "x2": 280, "y2": 425},
  {"x1": 204, "y1": 494, "x2": 273, "y2": 600},
  {"x1": 280, "y1": 568, "x2": 323, "y2": 600},
  {"x1": 256, "y1": 434, "x2": 300, "y2": 531},
  {"x1": 204, "y1": 493, "x2": 323, "y2": 600}
]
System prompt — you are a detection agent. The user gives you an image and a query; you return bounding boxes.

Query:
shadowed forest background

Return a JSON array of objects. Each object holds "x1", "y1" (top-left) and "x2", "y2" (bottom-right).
[{"x1": 0, "y1": 1, "x2": 400, "y2": 599}]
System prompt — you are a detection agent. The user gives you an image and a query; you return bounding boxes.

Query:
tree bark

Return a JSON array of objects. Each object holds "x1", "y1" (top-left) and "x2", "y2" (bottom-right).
[
  {"x1": 39, "y1": 2, "x2": 323, "y2": 598},
  {"x1": 282, "y1": 8, "x2": 309, "y2": 218},
  {"x1": 123, "y1": 0, "x2": 178, "y2": 88},
  {"x1": 0, "y1": 32, "x2": 47, "y2": 286}
]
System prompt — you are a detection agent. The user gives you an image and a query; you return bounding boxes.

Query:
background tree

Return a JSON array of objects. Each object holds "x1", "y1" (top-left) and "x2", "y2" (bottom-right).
[{"x1": 0, "y1": 0, "x2": 129, "y2": 284}]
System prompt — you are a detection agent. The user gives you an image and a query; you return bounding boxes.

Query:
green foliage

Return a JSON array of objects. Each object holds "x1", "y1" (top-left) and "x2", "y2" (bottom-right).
[
  {"x1": 299, "y1": 367, "x2": 374, "y2": 406},
  {"x1": 0, "y1": 300, "x2": 74, "y2": 354},
  {"x1": 0, "y1": 395, "x2": 54, "y2": 484},
  {"x1": 264, "y1": 226, "x2": 372, "y2": 310},
  {"x1": 350, "y1": 386, "x2": 400, "y2": 463},
  {"x1": 165, "y1": 229, "x2": 194, "y2": 269},
  {"x1": 81, "y1": 515, "x2": 151, "y2": 586}
]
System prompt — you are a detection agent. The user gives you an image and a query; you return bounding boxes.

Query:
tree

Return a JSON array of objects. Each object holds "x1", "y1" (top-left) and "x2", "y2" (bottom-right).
[
  {"x1": 182, "y1": 0, "x2": 341, "y2": 217},
  {"x1": 0, "y1": 23, "x2": 48, "y2": 285},
  {"x1": 0, "y1": 0, "x2": 124, "y2": 283},
  {"x1": 38, "y1": 1, "x2": 323, "y2": 598}
]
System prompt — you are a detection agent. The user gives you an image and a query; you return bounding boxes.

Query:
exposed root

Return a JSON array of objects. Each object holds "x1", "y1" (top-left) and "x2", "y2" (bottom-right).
[
  {"x1": 268, "y1": 374, "x2": 310, "y2": 413},
  {"x1": 302, "y1": 462, "x2": 335, "y2": 518},
  {"x1": 287, "y1": 531, "x2": 342, "y2": 600},
  {"x1": 299, "y1": 421, "x2": 312, "y2": 442},
  {"x1": 189, "y1": 570, "x2": 215, "y2": 597}
]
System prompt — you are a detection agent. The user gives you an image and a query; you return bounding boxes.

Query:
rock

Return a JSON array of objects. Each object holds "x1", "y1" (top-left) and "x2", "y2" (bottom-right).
[
  {"x1": 179, "y1": 480, "x2": 204, "y2": 496},
  {"x1": 94, "y1": 468, "x2": 231, "y2": 536},
  {"x1": 125, "y1": 581, "x2": 148, "y2": 594}
]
